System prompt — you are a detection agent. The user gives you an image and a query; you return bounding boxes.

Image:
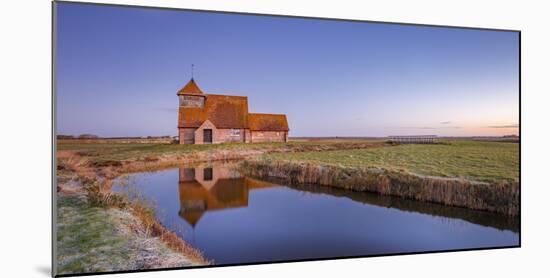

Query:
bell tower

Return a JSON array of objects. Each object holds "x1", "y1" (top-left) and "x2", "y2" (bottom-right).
[
  {"x1": 177, "y1": 75, "x2": 207, "y2": 144},
  {"x1": 177, "y1": 78, "x2": 206, "y2": 108}
]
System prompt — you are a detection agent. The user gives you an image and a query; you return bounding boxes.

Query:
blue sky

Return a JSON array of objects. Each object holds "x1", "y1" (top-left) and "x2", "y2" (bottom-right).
[{"x1": 55, "y1": 2, "x2": 519, "y2": 137}]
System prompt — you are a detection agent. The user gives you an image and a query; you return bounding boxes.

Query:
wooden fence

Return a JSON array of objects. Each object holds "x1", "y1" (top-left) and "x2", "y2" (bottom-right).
[{"x1": 388, "y1": 135, "x2": 437, "y2": 144}]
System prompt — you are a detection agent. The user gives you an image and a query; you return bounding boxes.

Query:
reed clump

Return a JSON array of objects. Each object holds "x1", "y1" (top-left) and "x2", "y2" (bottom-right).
[
  {"x1": 82, "y1": 178, "x2": 210, "y2": 265},
  {"x1": 83, "y1": 181, "x2": 128, "y2": 208},
  {"x1": 240, "y1": 160, "x2": 519, "y2": 216},
  {"x1": 127, "y1": 199, "x2": 211, "y2": 265}
]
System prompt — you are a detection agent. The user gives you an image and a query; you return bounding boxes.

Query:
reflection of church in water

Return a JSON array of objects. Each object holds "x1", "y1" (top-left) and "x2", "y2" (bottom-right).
[{"x1": 178, "y1": 165, "x2": 275, "y2": 227}]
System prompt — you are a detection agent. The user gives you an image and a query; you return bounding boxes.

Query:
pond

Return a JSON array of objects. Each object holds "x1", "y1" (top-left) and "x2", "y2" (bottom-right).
[{"x1": 113, "y1": 162, "x2": 519, "y2": 265}]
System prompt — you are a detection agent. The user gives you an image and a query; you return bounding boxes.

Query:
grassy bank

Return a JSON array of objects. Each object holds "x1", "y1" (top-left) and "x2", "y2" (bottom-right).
[
  {"x1": 240, "y1": 159, "x2": 518, "y2": 215},
  {"x1": 264, "y1": 141, "x2": 519, "y2": 183},
  {"x1": 240, "y1": 141, "x2": 519, "y2": 215},
  {"x1": 57, "y1": 195, "x2": 196, "y2": 275},
  {"x1": 57, "y1": 140, "x2": 385, "y2": 167},
  {"x1": 280, "y1": 180, "x2": 519, "y2": 232},
  {"x1": 56, "y1": 157, "x2": 210, "y2": 275}
]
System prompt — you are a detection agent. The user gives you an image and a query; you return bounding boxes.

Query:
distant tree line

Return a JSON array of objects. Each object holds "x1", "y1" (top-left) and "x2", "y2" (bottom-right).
[
  {"x1": 57, "y1": 134, "x2": 176, "y2": 139},
  {"x1": 57, "y1": 134, "x2": 98, "y2": 139}
]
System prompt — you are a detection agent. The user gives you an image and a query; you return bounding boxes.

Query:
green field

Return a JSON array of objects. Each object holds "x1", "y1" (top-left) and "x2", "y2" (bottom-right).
[
  {"x1": 57, "y1": 140, "x2": 384, "y2": 164},
  {"x1": 263, "y1": 141, "x2": 519, "y2": 183}
]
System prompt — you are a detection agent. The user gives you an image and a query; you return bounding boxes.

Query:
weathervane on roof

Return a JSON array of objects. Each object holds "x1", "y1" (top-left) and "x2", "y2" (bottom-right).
[{"x1": 191, "y1": 64, "x2": 195, "y2": 79}]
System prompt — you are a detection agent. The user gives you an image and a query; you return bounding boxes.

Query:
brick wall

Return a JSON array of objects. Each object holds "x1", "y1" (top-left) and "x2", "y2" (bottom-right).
[
  {"x1": 194, "y1": 120, "x2": 246, "y2": 144},
  {"x1": 244, "y1": 129, "x2": 252, "y2": 143},
  {"x1": 216, "y1": 128, "x2": 246, "y2": 143},
  {"x1": 250, "y1": 131, "x2": 287, "y2": 143},
  {"x1": 179, "y1": 128, "x2": 197, "y2": 144},
  {"x1": 194, "y1": 121, "x2": 215, "y2": 144},
  {"x1": 180, "y1": 124, "x2": 287, "y2": 144}
]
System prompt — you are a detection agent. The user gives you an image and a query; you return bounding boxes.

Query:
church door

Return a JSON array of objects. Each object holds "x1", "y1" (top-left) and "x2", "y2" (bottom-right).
[{"x1": 203, "y1": 129, "x2": 212, "y2": 144}]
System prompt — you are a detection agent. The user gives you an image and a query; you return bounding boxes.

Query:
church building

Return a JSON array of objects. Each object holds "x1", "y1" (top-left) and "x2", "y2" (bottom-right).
[{"x1": 177, "y1": 78, "x2": 289, "y2": 144}]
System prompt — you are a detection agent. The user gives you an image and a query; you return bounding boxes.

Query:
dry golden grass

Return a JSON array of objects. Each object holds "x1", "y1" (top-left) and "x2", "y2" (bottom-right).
[
  {"x1": 129, "y1": 200, "x2": 211, "y2": 265},
  {"x1": 240, "y1": 159, "x2": 519, "y2": 215},
  {"x1": 57, "y1": 140, "x2": 386, "y2": 166}
]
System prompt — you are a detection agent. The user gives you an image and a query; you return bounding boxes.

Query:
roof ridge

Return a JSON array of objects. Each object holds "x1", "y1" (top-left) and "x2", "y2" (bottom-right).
[
  {"x1": 249, "y1": 112, "x2": 287, "y2": 116},
  {"x1": 248, "y1": 113, "x2": 289, "y2": 131},
  {"x1": 206, "y1": 93, "x2": 248, "y2": 99},
  {"x1": 177, "y1": 78, "x2": 204, "y2": 95}
]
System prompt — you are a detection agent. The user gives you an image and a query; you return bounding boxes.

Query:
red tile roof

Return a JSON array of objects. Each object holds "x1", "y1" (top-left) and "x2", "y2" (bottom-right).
[
  {"x1": 177, "y1": 78, "x2": 204, "y2": 96},
  {"x1": 177, "y1": 79, "x2": 289, "y2": 132},
  {"x1": 248, "y1": 113, "x2": 289, "y2": 131},
  {"x1": 178, "y1": 94, "x2": 249, "y2": 129}
]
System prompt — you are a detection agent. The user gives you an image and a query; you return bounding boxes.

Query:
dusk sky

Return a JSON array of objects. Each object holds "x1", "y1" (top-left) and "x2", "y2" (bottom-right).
[{"x1": 55, "y1": 2, "x2": 519, "y2": 137}]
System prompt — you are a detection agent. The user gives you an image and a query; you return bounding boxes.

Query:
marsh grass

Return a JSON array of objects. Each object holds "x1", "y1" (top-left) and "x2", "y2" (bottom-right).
[
  {"x1": 241, "y1": 158, "x2": 519, "y2": 215},
  {"x1": 264, "y1": 140, "x2": 519, "y2": 183},
  {"x1": 83, "y1": 181, "x2": 128, "y2": 208},
  {"x1": 57, "y1": 140, "x2": 385, "y2": 166},
  {"x1": 283, "y1": 180, "x2": 519, "y2": 231},
  {"x1": 112, "y1": 175, "x2": 212, "y2": 264},
  {"x1": 86, "y1": 177, "x2": 210, "y2": 265}
]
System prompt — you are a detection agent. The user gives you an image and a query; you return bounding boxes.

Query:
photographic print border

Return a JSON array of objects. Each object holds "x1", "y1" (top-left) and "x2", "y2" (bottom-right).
[{"x1": 51, "y1": 1, "x2": 521, "y2": 277}]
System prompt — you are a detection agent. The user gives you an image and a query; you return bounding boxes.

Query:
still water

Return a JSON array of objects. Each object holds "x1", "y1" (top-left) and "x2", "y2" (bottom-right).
[{"x1": 113, "y1": 163, "x2": 519, "y2": 265}]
